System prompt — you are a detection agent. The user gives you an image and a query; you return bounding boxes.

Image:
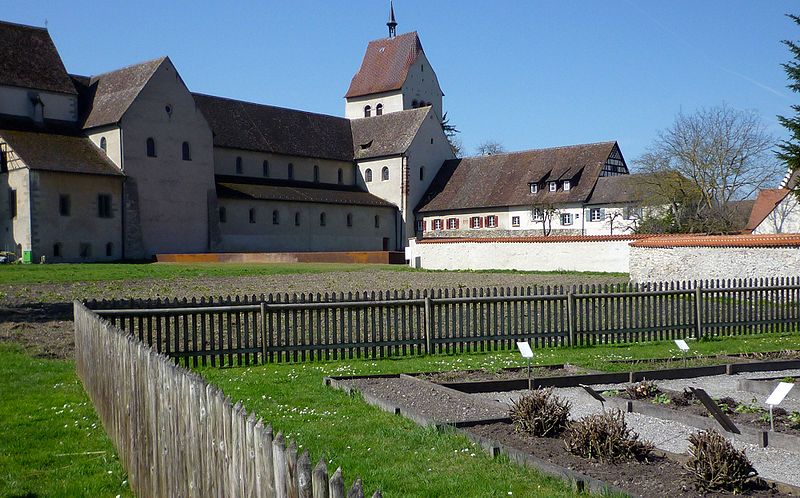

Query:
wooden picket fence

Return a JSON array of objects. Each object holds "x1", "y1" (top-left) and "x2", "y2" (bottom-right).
[
  {"x1": 74, "y1": 301, "x2": 380, "y2": 498},
  {"x1": 87, "y1": 277, "x2": 800, "y2": 367}
]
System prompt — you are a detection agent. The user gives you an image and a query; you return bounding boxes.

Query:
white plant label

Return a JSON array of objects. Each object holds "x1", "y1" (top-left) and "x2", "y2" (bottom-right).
[
  {"x1": 674, "y1": 339, "x2": 690, "y2": 352},
  {"x1": 516, "y1": 341, "x2": 533, "y2": 359},
  {"x1": 766, "y1": 382, "x2": 794, "y2": 406}
]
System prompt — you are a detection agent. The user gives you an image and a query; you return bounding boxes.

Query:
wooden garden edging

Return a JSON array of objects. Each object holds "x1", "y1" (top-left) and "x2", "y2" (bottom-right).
[
  {"x1": 87, "y1": 276, "x2": 800, "y2": 367},
  {"x1": 74, "y1": 301, "x2": 379, "y2": 498}
]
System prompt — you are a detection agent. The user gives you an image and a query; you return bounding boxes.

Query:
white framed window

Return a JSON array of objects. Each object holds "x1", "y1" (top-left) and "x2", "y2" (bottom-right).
[
  {"x1": 512, "y1": 216, "x2": 520, "y2": 227},
  {"x1": 589, "y1": 208, "x2": 602, "y2": 222},
  {"x1": 531, "y1": 208, "x2": 543, "y2": 221},
  {"x1": 549, "y1": 182, "x2": 557, "y2": 192},
  {"x1": 447, "y1": 218, "x2": 458, "y2": 229},
  {"x1": 560, "y1": 213, "x2": 573, "y2": 226},
  {"x1": 563, "y1": 180, "x2": 571, "y2": 191},
  {"x1": 486, "y1": 215, "x2": 497, "y2": 228},
  {"x1": 433, "y1": 219, "x2": 443, "y2": 230},
  {"x1": 529, "y1": 183, "x2": 538, "y2": 194},
  {"x1": 470, "y1": 216, "x2": 482, "y2": 229}
]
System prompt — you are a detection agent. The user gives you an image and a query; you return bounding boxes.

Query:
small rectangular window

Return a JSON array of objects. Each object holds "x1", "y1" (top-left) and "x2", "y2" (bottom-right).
[
  {"x1": 59, "y1": 194, "x2": 71, "y2": 216},
  {"x1": 97, "y1": 194, "x2": 112, "y2": 218},
  {"x1": 249, "y1": 208, "x2": 256, "y2": 224},
  {"x1": 433, "y1": 219, "x2": 443, "y2": 231},
  {"x1": 9, "y1": 188, "x2": 16, "y2": 219},
  {"x1": 416, "y1": 220, "x2": 424, "y2": 232},
  {"x1": 563, "y1": 180, "x2": 571, "y2": 191},
  {"x1": 486, "y1": 216, "x2": 497, "y2": 228},
  {"x1": 549, "y1": 182, "x2": 557, "y2": 192},
  {"x1": 470, "y1": 216, "x2": 482, "y2": 229},
  {"x1": 512, "y1": 216, "x2": 520, "y2": 227},
  {"x1": 561, "y1": 213, "x2": 573, "y2": 226},
  {"x1": 529, "y1": 184, "x2": 538, "y2": 194},
  {"x1": 590, "y1": 208, "x2": 602, "y2": 222},
  {"x1": 447, "y1": 218, "x2": 457, "y2": 229}
]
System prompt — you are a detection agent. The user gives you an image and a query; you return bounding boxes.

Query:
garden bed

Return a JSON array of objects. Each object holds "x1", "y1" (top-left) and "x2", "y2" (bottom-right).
[
  {"x1": 465, "y1": 421, "x2": 781, "y2": 498},
  {"x1": 738, "y1": 376, "x2": 798, "y2": 400},
  {"x1": 417, "y1": 363, "x2": 585, "y2": 383}
]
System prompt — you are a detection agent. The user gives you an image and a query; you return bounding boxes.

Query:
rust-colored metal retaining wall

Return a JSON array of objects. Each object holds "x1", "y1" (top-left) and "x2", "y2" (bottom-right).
[{"x1": 155, "y1": 251, "x2": 406, "y2": 265}]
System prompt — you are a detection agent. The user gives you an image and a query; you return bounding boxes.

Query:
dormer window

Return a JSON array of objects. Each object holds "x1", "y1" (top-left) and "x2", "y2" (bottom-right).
[
  {"x1": 364, "y1": 105, "x2": 372, "y2": 118},
  {"x1": 549, "y1": 182, "x2": 557, "y2": 192},
  {"x1": 376, "y1": 104, "x2": 383, "y2": 116},
  {"x1": 563, "y1": 180, "x2": 571, "y2": 191},
  {"x1": 529, "y1": 183, "x2": 538, "y2": 194}
]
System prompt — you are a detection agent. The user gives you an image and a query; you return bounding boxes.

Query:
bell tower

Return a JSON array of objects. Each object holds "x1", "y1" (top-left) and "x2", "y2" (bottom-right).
[{"x1": 387, "y1": 1, "x2": 398, "y2": 38}]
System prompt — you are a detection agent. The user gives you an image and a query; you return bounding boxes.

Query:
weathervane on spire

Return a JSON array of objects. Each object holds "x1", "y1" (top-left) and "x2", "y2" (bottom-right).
[{"x1": 387, "y1": 0, "x2": 397, "y2": 38}]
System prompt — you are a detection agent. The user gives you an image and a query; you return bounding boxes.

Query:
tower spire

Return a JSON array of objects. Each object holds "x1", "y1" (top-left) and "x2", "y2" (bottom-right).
[{"x1": 387, "y1": 1, "x2": 397, "y2": 38}]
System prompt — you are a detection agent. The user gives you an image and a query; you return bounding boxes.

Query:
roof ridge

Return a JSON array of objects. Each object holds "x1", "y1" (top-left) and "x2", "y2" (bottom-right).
[
  {"x1": 0, "y1": 19, "x2": 48, "y2": 31},
  {"x1": 458, "y1": 140, "x2": 617, "y2": 160},
  {"x1": 365, "y1": 30, "x2": 419, "y2": 44},
  {"x1": 90, "y1": 56, "x2": 166, "y2": 80},
  {"x1": 192, "y1": 92, "x2": 349, "y2": 122}
]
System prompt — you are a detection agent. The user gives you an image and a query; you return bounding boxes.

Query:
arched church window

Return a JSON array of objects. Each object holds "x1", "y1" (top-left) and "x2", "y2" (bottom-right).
[
  {"x1": 364, "y1": 105, "x2": 371, "y2": 118},
  {"x1": 263, "y1": 160, "x2": 269, "y2": 177},
  {"x1": 100, "y1": 137, "x2": 107, "y2": 153},
  {"x1": 337, "y1": 168, "x2": 344, "y2": 184},
  {"x1": 288, "y1": 163, "x2": 294, "y2": 180},
  {"x1": 346, "y1": 213, "x2": 353, "y2": 227},
  {"x1": 376, "y1": 104, "x2": 383, "y2": 116},
  {"x1": 320, "y1": 212, "x2": 327, "y2": 226},
  {"x1": 412, "y1": 100, "x2": 418, "y2": 108},
  {"x1": 365, "y1": 168, "x2": 373, "y2": 182},
  {"x1": 313, "y1": 165, "x2": 320, "y2": 183},
  {"x1": 146, "y1": 137, "x2": 156, "y2": 157},
  {"x1": 182, "y1": 141, "x2": 191, "y2": 161},
  {"x1": 381, "y1": 166, "x2": 389, "y2": 181},
  {"x1": 235, "y1": 156, "x2": 243, "y2": 174}
]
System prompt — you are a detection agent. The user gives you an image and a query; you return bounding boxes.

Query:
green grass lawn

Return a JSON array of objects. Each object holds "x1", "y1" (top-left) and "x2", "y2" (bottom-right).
[
  {"x1": 0, "y1": 262, "x2": 415, "y2": 285},
  {"x1": 201, "y1": 332, "x2": 800, "y2": 498},
  {"x1": 0, "y1": 344, "x2": 131, "y2": 498}
]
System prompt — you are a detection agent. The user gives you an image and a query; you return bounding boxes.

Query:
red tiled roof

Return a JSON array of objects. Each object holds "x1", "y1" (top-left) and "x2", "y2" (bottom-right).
[
  {"x1": 345, "y1": 32, "x2": 423, "y2": 98},
  {"x1": 743, "y1": 188, "x2": 791, "y2": 233},
  {"x1": 630, "y1": 233, "x2": 800, "y2": 248},
  {"x1": 418, "y1": 235, "x2": 653, "y2": 244}
]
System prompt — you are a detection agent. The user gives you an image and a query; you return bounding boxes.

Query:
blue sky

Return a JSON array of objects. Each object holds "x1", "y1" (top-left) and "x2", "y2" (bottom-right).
[{"x1": 5, "y1": 1, "x2": 798, "y2": 163}]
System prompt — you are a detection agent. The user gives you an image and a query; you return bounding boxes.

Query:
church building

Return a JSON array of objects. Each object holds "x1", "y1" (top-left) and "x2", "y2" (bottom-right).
[{"x1": 0, "y1": 5, "x2": 640, "y2": 262}]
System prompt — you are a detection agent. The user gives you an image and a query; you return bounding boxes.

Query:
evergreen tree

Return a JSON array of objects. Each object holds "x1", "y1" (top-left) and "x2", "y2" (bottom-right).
[{"x1": 777, "y1": 15, "x2": 800, "y2": 180}]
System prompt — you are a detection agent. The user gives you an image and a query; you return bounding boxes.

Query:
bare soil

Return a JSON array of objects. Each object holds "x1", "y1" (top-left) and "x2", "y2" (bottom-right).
[
  {"x1": 345, "y1": 376, "x2": 508, "y2": 424},
  {"x1": 0, "y1": 270, "x2": 625, "y2": 360},
  {"x1": 419, "y1": 364, "x2": 588, "y2": 383},
  {"x1": 468, "y1": 422, "x2": 788, "y2": 498}
]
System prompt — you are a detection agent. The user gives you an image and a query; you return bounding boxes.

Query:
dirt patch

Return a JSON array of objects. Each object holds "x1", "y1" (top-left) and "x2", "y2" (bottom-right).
[
  {"x1": 468, "y1": 422, "x2": 784, "y2": 498},
  {"x1": 419, "y1": 364, "x2": 587, "y2": 383},
  {"x1": 345, "y1": 376, "x2": 508, "y2": 424},
  {"x1": 0, "y1": 270, "x2": 626, "y2": 359}
]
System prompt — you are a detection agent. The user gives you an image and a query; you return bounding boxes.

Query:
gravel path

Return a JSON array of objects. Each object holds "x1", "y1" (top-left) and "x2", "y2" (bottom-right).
[{"x1": 479, "y1": 369, "x2": 800, "y2": 487}]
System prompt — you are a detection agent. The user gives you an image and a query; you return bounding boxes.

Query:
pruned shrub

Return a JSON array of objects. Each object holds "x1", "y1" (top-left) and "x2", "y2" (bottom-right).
[
  {"x1": 565, "y1": 410, "x2": 654, "y2": 463},
  {"x1": 685, "y1": 430, "x2": 757, "y2": 493},
  {"x1": 509, "y1": 388, "x2": 571, "y2": 437},
  {"x1": 625, "y1": 379, "x2": 660, "y2": 399}
]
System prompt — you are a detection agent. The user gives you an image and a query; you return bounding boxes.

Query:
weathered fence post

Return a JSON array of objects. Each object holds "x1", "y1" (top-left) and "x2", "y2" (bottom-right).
[
  {"x1": 298, "y1": 450, "x2": 312, "y2": 498},
  {"x1": 424, "y1": 295, "x2": 433, "y2": 355},
  {"x1": 329, "y1": 467, "x2": 345, "y2": 498},
  {"x1": 312, "y1": 459, "x2": 329, "y2": 498},
  {"x1": 694, "y1": 285, "x2": 703, "y2": 339},
  {"x1": 273, "y1": 433, "x2": 287, "y2": 498},
  {"x1": 567, "y1": 291, "x2": 576, "y2": 346},
  {"x1": 260, "y1": 302, "x2": 268, "y2": 363}
]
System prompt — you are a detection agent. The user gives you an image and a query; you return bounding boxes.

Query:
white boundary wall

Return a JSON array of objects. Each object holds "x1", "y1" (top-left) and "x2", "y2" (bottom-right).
[
  {"x1": 630, "y1": 245, "x2": 800, "y2": 283},
  {"x1": 406, "y1": 237, "x2": 634, "y2": 273}
]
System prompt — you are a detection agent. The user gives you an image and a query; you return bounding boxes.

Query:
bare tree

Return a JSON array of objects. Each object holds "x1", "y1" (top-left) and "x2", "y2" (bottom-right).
[
  {"x1": 476, "y1": 140, "x2": 506, "y2": 156},
  {"x1": 531, "y1": 203, "x2": 559, "y2": 236},
  {"x1": 635, "y1": 105, "x2": 781, "y2": 233},
  {"x1": 441, "y1": 112, "x2": 462, "y2": 156}
]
